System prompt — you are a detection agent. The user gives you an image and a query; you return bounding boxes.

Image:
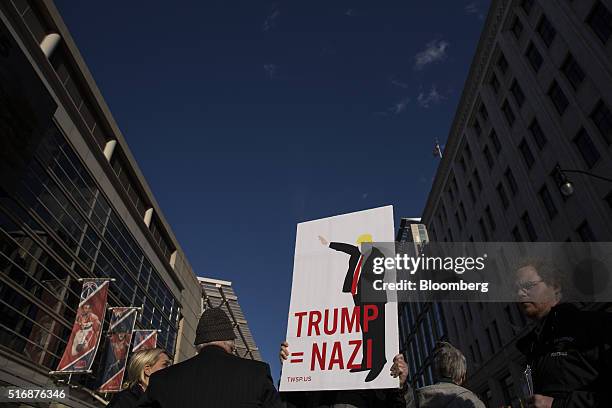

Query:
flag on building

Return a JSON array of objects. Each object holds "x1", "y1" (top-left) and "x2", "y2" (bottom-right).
[
  {"x1": 98, "y1": 307, "x2": 139, "y2": 393},
  {"x1": 132, "y1": 330, "x2": 158, "y2": 353},
  {"x1": 433, "y1": 140, "x2": 443, "y2": 158},
  {"x1": 55, "y1": 279, "x2": 109, "y2": 373}
]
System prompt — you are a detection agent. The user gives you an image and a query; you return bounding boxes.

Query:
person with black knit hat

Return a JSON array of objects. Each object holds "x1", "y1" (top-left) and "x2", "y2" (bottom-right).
[{"x1": 139, "y1": 307, "x2": 283, "y2": 408}]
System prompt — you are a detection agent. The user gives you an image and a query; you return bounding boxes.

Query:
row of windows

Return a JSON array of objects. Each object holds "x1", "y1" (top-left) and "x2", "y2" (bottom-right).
[
  {"x1": 13, "y1": 0, "x2": 177, "y2": 265},
  {"x1": 0, "y1": 122, "x2": 180, "y2": 375}
]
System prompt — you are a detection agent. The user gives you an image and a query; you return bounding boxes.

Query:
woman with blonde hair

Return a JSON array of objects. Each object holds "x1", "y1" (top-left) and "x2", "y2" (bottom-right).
[{"x1": 107, "y1": 348, "x2": 171, "y2": 408}]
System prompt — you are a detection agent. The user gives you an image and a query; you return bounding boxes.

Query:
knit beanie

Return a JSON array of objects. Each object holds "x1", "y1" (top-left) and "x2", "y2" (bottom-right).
[{"x1": 194, "y1": 307, "x2": 236, "y2": 345}]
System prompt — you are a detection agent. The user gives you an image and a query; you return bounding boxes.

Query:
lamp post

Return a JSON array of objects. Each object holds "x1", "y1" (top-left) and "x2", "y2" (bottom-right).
[{"x1": 552, "y1": 165, "x2": 612, "y2": 197}]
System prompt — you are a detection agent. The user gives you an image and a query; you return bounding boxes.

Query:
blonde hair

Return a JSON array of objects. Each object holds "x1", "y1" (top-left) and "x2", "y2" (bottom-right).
[
  {"x1": 356, "y1": 234, "x2": 373, "y2": 245},
  {"x1": 124, "y1": 348, "x2": 167, "y2": 388}
]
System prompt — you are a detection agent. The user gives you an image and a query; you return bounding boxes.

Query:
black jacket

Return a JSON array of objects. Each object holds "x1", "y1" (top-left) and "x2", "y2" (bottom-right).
[
  {"x1": 282, "y1": 388, "x2": 406, "y2": 408},
  {"x1": 138, "y1": 345, "x2": 283, "y2": 408},
  {"x1": 107, "y1": 384, "x2": 144, "y2": 408},
  {"x1": 329, "y1": 243, "x2": 387, "y2": 304},
  {"x1": 516, "y1": 303, "x2": 612, "y2": 408}
]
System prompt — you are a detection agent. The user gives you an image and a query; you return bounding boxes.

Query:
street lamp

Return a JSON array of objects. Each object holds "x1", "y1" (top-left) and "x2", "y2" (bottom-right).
[{"x1": 553, "y1": 165, "x2": 612, "y2": 197}]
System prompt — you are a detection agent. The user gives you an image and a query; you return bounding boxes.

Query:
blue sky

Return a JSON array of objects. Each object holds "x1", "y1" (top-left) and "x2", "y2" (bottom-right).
[{"x1": 55, "y1": 0, "x2": 490, "y2": 380}]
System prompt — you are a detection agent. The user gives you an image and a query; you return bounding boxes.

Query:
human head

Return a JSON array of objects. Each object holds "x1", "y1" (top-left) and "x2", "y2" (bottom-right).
[
  {"x1": 515, "y1": 258, "x2": 562, "y2": 320},
  {"x1": 432, "y1": 341, "x2": 467, "y2": 385},
  {"x1": 356, "y1": 233, "x2": 373, "y2": 250},
  {"x1": 194, "y1": 307, "x2": 237, "y2": 354},
  {"x1": 125, "y1": 348, "x2": 171, "y2": 389},
  {"x1": 81, "y1": 304, "x2": 91, "y2": 313}
]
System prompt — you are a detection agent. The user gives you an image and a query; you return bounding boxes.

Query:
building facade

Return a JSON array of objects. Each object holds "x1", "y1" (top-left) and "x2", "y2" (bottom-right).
[
  {"x1": 420, "y1": 0, "x2": 612, "y2": 406},
  {"x1": 0, "y1": 0, "x2": 203, "y2": 405},
  {"x1": 395, "y1": 218, "x2": 448, "y2": 389},
  {"x1": 199, "y1": 277, "x2": 262, "y2": 361}
]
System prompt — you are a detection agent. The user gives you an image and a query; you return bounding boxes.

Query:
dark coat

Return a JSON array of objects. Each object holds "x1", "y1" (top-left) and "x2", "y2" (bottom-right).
[
  {"x1": 107, "y1": 384, "x2": 144, "y2": 408},
  {"x1": 138, "y1": 345, "x2": 283, "y2": 408},
  {"x1": 516, "y1": 303, "x2": 612, "y2": 408},
  {"x1": 282, "y1": 388, "x2": 406, "y2": 408},
  {"x1": 329, "y1": 243, "x2": 387, "y2": 304}
]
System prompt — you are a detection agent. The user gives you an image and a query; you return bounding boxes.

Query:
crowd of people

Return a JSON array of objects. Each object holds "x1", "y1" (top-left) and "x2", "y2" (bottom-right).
[{"x1": 106, "y1": 259, "x2": 611, "y2": 408}]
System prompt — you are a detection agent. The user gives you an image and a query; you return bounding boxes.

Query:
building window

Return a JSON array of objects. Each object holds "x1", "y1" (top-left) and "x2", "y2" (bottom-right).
[
  {"x1": 497, "y1": 52, "x2": 509, "y2": 74},
  {"x1": 474, "y1": 118, "x2": 482, "y2": 136},
  {"x1": 468, "y1": 182, "x2": 476, "y2": 203},
  {"x1": 455, "y1": 211, "x2": 463, "y2": 230},
  {"x1": 529, "y1": 118, "x2": 548, "y2": 150},
  {"x1": 489, "y1": 130, "x2": 502, "y2": 153},
  {"x1": 587, "y1": 1, "x2": 612, "y2": 44},
  {"x1": 573, "y1": 128, "x2": 601, "y2": 168},
  {"x1": 537, "y1": 15, "x2": 557, "y2": 47},
  {"x1": 492, "y1": 320, "x2": 503, "y2": 347},
  {"x1": 526, "y1": 43, "x2": 543, "y2": 72},
  {"x1": 490, "y1": 72, "x2": 500, "y2": 94},
  {"x1": 561, "y1": 53, "x2": 585, "y2": 91},
  {"x1": 512, "y1": 225, "x2": 523, "y2": 242},
  {"x1": 539, "y1": 184, "x2": 558, "y2": 219},
  {"x1": 605, "y1": 191, "x2": 612, "y2": 210},
  {"x1": 479, "y1": 103, "x2": 489, "y2": 121},
  {"x1": 486, "y1": 327, "x2": 495, "y2": 353},
  {"x1": 519, "y1": 139, "x2": 535, "y2": 169},
  {"x1": 502, "y1": 100, "x2": 516, "y2": 126},
  {"x1": 521, "y1": 211, "x2": 537, "y2": 241},
  {"x1": 447, "y1": 186, "x2": 455, "y2": 201},
  {"x1": 590, "y1": 100, "x2": 612, "y2": 145},
  {"x1": 459, "y1": 156, "x2": 467, "y2": 173},
  {"x1": 510, "y1": 80, "x2": 525, "y2": 107},
  {"x1": 465, "y1": 143, "x2": 473, "y2": 161},
  {"x1": 549, "y1": 81, "x2": 569, "y2": 115},
  {"x1": 505, "y1": 167, "x2": 519, "y2": 195},
  {"x1": 521, "y1": 0, "x2": 534, "y2": 15},
  {"x1": 460, "y1": 202, "x2": 467, "y2": 221},
  {"x1": 483, "y1": 145, "x2": 495, "y2": 169},
  {"x1": 479, "y1": 218, "x2": 490, "y2": 241},
  {"x1": 577, "y1": 220, "x2": 596, "y2": 242},
  {"x1": 497, "y1": 182, "x2": 510, "y2": 209},
  {"x1": 474, "y1": 169, "x2": 483, "y2": 191},
  {"x1": 512, "y1": 16, "x2": 524, "y2": 40},
  {"x1": 485, "y1": 206, "x2": 496, "y2": 231}
]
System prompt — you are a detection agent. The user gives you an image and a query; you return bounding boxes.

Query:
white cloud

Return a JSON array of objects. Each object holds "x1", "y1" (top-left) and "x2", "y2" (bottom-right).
[
  {"x1": 263, "y1": 9, "x2": 280, "y2": 31},
  {"x1": 390, "y1": 77, "x2": 410, "y2": 89},
  {"x1": 465, "y1": 2, "x2": 485, "y2": 20},
  {"x1": 417, "y1": 85, "x2": 446, "y2": 108},
  {"x1": 465, "y1": 2, "x2": 479, "y2": 14},
  {"x1": 345, "y1": 8, "x2": 355, "y2": 17},
  {"x1": 414, "y1": 40, "x2": 449, "y2": 70},
  {"x1": 263, "y1": 64, "x2": 277, "y2": 78},
  {"x1": 392, "y1": 97, "x2": 411, "y2": 114}
]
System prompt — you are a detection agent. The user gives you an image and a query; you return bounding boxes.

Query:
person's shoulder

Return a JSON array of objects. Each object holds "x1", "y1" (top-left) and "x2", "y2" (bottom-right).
[
  {"x1": 229, "y1": 355, "x2": 270, "y2": 371},
  {"x1": 107, "y1": 388, "x2": 137, "y2": 407}
]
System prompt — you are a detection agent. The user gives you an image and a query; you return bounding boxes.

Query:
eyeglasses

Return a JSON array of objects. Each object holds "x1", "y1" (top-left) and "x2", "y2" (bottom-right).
[{"x1": 515, "y1": 280, "x2": 543, "y2": 293}]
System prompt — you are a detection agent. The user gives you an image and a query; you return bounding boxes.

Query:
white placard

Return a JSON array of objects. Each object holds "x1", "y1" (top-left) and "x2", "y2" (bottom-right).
[{"x1": 280, "y1": 206, "x2": 399, "y2": 391}]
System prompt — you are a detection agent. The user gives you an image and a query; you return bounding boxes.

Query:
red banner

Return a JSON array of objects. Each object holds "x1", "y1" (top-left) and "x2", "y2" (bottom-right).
[
  {"x1": 132, "y1": 330, "x2": 158, "y2": 352},
  {"x1": 98, "y1": 307, "x2": 139, "y2": 393},
  {"x1": 56, "y1": 280, "x2": 109, "y2": 373}
]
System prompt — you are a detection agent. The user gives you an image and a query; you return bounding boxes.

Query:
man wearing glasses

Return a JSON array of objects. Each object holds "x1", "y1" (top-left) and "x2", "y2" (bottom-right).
[{"x1": 514, "y1": 258, "x2": 612, "y2": 408}]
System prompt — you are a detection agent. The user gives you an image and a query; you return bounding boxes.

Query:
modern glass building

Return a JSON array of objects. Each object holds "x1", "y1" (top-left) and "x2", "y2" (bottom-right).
[
  {"x1": 396, "y1": 218, "x2": 448, "y2": 389},
  {"x1": 0, "y1": 0, "x2": 203, "y2": 405}
]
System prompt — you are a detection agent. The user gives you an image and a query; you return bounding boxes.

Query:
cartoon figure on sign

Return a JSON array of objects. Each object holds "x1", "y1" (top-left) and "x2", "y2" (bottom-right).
[
  {"x1": 71, "y1": 303, "x2": 101, "y2": 358},
  {"x1": 318, "y1": 234, "x2": 387, "y2": 382}
]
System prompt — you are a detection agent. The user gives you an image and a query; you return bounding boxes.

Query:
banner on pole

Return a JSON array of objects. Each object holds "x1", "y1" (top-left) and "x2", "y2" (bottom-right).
[
  {"x1": 98, "y1": 307, "x2": 139, "y2": 393},
  {"x1": 132, "y1": 330, "x2": 158, "y2": 353},
  {"x1": 55, "y1": 280, "x2": 109, "y2": 373},
  {"x1": 280, "y1": 206, "x2": 399, "y2": 391}
]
